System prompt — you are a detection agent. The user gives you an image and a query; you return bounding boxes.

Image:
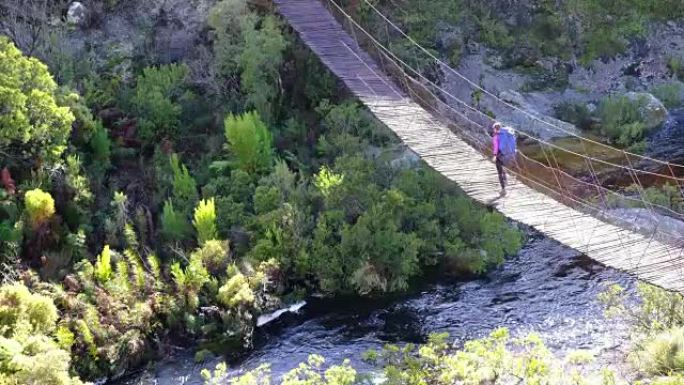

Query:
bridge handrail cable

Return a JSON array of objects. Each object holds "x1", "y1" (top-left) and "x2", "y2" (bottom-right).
[
  {"x1": 355, "y1": 0, "x2": 684, "y2": 172},
  {"x1": 318, "y1": 0, "x2": 684, "y2": 244}
]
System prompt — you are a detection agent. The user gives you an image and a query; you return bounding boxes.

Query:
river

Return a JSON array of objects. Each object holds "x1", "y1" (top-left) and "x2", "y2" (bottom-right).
[
  {"x1": 646, "y1": 107, "x2": 684, "y2": 167},
  {"x1": 115, "y1": 229, "x2": 635, "y2": 385}
]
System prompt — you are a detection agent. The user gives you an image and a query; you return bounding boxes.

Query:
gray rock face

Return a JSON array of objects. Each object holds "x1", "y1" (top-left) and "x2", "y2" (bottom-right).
[
  {"x1": 67, "y1": 2, "x2": 88, "y2": 27},
  {"x1": 605, "y1": 208, "x2": 684, "y2": 244},
  {"x1": 390, "y1": 147, "x2": 421, "y2": 169},
  {"x1": 439, "y1": 55, "x2": 582, "y2": 142},
  {"x1": 624, "y1": 91, "x2": 668, "y2": 130},
  {"x1": 58, "y1": 0, "x2": 215, "y2": 81},
  {"x1": 495, "y1": 89, "x2": 581, "y2": 140},
  {"x1": 435, "y1": 10, "x2": 684, "y2": 148}
]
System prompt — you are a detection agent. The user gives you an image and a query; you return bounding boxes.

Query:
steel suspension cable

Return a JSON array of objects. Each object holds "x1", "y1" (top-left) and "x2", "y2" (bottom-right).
[
  {"x1": 321, "y1": 0, "x2": 684, "y2": 183},
  {"x1": 319, "y1": 0, "x2": 684, "y2": 247},
  {"x1": 355, "y1": 0, "x2": 684, "y2": 171}
]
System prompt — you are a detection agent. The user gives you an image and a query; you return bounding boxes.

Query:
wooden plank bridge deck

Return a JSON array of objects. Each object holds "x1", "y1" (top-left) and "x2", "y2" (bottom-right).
[{"x1": 274, "y1": 0, "x2": 684, "y2": 292}]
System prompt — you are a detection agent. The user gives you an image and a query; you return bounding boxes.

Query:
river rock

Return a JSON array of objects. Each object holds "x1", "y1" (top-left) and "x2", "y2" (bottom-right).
[
  {"x1": 500, "y1": 89, "x2": 527, "y2": 106},
  {"x1": 63, "y1": 274, "x2": 80, "y2": 292},
  {"x1": 624, "y1": 91, "x2": 668, "y2": 129},
  {"x1": 390, "y1": 147, "x2": 421, "y2": 169},
  {"x1": 606, "y1": 208, "x2": 684, "y2": 243},
  {"x1": 67, "y1": 2, "x2": 88, "y2": 27},
  {"x1": 498, "y1": 89, "x2": 581, "y2": 140}
]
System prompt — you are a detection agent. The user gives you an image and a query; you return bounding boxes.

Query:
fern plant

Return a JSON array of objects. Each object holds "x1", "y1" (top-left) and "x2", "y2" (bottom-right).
[
  {"x1": 161, "y1": 200, "x2": 191, "y2": 243},
  {"x1": 125, "y1": 249, "x2": 146, "y2": 291},
  {"x1": 90, "y1": 121, "x2": 111, "y2": 166},
  {"x1": 224, "y1": 111, "x2": 274, "y2": 174},
  {"x1": 171, "y1": 252, "x2": 209, "y2": 312},
  {"x1": 170, "y1": 153, "x2": 198, "y2": 214},
  {"x1": 94, "y1": 245, "x2": 113, "y2": 284},
  {"x1": 193, "y1": 198, "x2": 217, "y2": 245},
  {"x1": 113, "y1": 260, "x2": 130, "y2": 295},
  {"x1": 314, "y1": 166, "x2": 344, "y2": 198}
]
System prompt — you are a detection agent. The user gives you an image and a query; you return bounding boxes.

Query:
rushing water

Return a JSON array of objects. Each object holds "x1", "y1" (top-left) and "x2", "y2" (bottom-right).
[
  {"x1": 115, "y1": 230, "x2": 635, "y2": 385},
  {"x1": 646, "y1": 108, "x2": 684, "y2": 167}
]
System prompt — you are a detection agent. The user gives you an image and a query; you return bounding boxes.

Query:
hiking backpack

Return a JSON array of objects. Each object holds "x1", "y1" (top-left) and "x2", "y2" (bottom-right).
[{"x1": 498, "y1": 126, "x2": 516, "y2": 156}]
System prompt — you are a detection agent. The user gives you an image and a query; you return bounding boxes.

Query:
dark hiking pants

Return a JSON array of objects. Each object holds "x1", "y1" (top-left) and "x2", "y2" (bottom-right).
[{"x1": 496, "y1": 155, "x2": 507, "y2": 189}]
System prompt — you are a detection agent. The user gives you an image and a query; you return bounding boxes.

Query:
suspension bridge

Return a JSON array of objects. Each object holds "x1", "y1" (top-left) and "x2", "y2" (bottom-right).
[{"x1": 273, "y1": 0, "x2": 684, "y2": 292}]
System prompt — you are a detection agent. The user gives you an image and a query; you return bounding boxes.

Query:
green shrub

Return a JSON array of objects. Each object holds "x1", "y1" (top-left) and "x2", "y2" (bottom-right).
[
  {"x1": 131, "y1": 63, "x2": 191, "y2": 144},
  {"x1": 62, "y1": 155, "x2": 93, "y2": 229},
  {"x1": 224, "y1": 111, "x2": 274, "y2": 174},
  {"x1": 314, "y1": 166, "x2": 344, "y2": 197},
  {"x1": 94, "y1": 245, "x2": 113, "y2": 284},
  {"x1": 89, "y1": 122, "x2": 112, "y2": 178},
  {"x1": 169, "y1": 153, "x2": 199, "y2": 215},
  {"x1": 651, "y1": 374, "x2": 684, "y2": 385},
  {"x1": 192, "y1": 239, "x2": 229, "y2": 276},
  {"x1": 215, "y1": 196, "x2": 247, "y2": 238},
  {"x1": 0, "y1": 283, "x2": 82, "y2": 385},
  {"x1": 147, "y1": 254, "x2": 162, "y2": 282},
  {"x1": 161, "y1": 200, "x2": 191, "y2": 243},
  {"x1": 554, "y1": 101, "x2": 594, "y2": 130},
  {"x1": 113, "y1": 259, "x2": 130, "y2": 294},
  {"x1": 474, "y1": 9, "x2": 514, "y2": 50},
  {"x1": 217, "y1": 273, "x2": 255, "y2": 308},
  {"x1": 208, "y1": 0, "x2": 250, "y2": 96},
  {"x1": 0, "y1": 37, "x2": 75, "y2": 169},
  {"x1": 124, "y1": 249, "x2": 146, "y2": 291},
  {"x1": 24, "y1": 188, "x2": 55, "y2": 228},
  {"x1": 638, "y1": 183, "x2": 684, "y2": 213},
  {"x1": 668, "y1": 57, "x2": 684, "y2": 79},
  {"x1": 637, "y1": 326, "x2": 684, "y2": 375},
  {"x1": 201, "y1": 361, "x2": 229, "y2": 385},
  {"x1": 171, "y1": 252, "x2": 210, "y2": 312},
  {"x1": 57, "y1": 88, "x2": 97, "y2": 144},
  {"x1": 193, "y1": 198, "x2": 218, "y2": 245},
  {"x1": 651, "y1": 83, "x2": 683, "y2": 108},
  {"x1": 104, "y1": 191, "x2": 129, "y2": 248},
  {"x1": 339, "y1": 194, "x2": 422, "y2": 294},
  {"x1": 600, "y1": 282, "x2": 684, "y2": 337},
  {"x1": 253, "y1": 186, "x2": 281, "y2": 215},
  {"x1": 598, "y1": 95, "x2": 650, "y2": 147},
  {"x1": 239, "y1": 15, "x2": 288, "y2": 124},
  {"x1": 317, "y1": 100, "x2": 392, "y2": 146},
  {"x1": 204, "y1": 329, "x2": 619, "y2": 385}
]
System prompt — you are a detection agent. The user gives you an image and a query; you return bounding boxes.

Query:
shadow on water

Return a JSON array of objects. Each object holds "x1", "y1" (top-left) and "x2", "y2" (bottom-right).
[{"x1": 114, "y1": 229, "x2": 635, "y2": 385}]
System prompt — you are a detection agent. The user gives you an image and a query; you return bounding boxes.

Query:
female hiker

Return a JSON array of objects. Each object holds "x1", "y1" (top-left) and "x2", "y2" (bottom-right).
[{"x1": 491, "y1": 122, "x2": 516, "y2": 197}]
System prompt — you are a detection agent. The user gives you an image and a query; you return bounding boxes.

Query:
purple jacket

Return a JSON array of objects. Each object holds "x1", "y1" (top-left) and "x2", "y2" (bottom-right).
[{"x1": 492, "y1": 133, "x2": 500, "y2": 156}]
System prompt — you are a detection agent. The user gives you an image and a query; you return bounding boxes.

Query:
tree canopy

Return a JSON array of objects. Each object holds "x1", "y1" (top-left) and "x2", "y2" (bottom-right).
[{"x1": 0, "y1": 36, "x2": 74, "y2": 168}]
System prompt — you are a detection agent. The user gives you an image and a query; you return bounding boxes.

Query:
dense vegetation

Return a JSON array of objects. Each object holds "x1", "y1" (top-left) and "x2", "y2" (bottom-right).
[
  {"x1": 4, "y1": 0, "x2": 684, "y2": 384},
  {"x1": 600, "y1": 283, "x2": 684, "y2": 383},
  {"x1": 359, "y1": 0, "x2": 684, "y2": 78},
  {"x1": 0, "y1": 0, "x2": 523, "y2": 383},
  {"x1": 203, "y1": 329, "x2": 618, "y2": 385},
  {"x1": 554, "y1": 90, "x2": 676, "y2": 151}
]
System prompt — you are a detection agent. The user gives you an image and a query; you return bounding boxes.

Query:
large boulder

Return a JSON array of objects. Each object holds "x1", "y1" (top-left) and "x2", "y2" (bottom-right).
[
  {"x1": 499, "y1": 89, "x2": 581, "y2": 140},
  {"x1": 625, "y1": 91, "x2": 668, "y2": 130},
  {"x1": 67, "y1": 2, "x2": 88, "y2": 27},
  {"x1": 606, "y1": 208, "x2": 684, "y2": 244}
]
